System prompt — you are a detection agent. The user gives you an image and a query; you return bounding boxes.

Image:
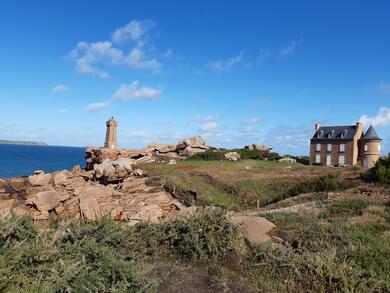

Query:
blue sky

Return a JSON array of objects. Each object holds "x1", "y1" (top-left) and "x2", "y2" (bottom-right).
[{"x1": 0, "y1": 0, "x2": 389, "y2": 155}]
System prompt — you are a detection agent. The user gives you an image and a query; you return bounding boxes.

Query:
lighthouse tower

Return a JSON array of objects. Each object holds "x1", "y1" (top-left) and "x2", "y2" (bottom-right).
[
  {"x1": 104, "y1": 117, "x2": 118, "y2": 149},
  {"x1": 360, "y1": 125, "x2": 382, "y2": 169}
]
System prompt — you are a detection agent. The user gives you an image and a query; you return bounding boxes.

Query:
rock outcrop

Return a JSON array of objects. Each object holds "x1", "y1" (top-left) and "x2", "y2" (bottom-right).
[
  {"x1": 229, "y1": 215, "x2": 275, "y2": 245},
  {"x1": 0, "y1": 160, "x2": 191, "y2": 226},
  {"x1": 245, "y1": 144, "x2": 272, "y2": 152},
  {"x1": 85, "y1": 136, "x2": 210, "y2": 171},
  {"x1": 224, "y1": 152, "x2": 241, "y2": 161},
  {"x1": 278, "y1": 157, "x2": 296, "y2": 163}
]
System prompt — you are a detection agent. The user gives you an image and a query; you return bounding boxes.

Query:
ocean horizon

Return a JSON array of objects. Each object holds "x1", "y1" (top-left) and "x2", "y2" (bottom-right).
[{"x1": 0, "y1": 144, "x2": 86, "y2": 178}]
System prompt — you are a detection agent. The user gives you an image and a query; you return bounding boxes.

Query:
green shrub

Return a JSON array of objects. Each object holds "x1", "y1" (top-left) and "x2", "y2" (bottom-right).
[
  {"x1": 375, "y1": 154, "x2": 390, "y2": 184},
  {"x1": 325, "y1": 199, "x2": 372, "y2": 217},
  {"x1": 230, "y1": 148, "x2": 281, "y2": 160},
  {"x1": 187, "y1": 148, "x2": 281, "y2": 161},
  {"x1": 0, "y1": 210, "x2": 239, "y2": 291},
  {"x1": 131, "y1": 208, "x2": 239, "y2": 261},
  {"x1": 287, "y1": 173, "x2": 346, "y2": 197},
  {"x1": 187, "y1": 149, "x2": 225, "y2": 161},
  {"x1": 365, "y1": 153, "x2": 390, "y2": 184}
]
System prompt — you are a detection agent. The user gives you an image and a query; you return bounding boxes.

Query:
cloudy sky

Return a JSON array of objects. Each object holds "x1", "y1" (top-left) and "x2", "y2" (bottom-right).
[{"x1": 0, "y1": 0, "x2": 389, "y2": 155}]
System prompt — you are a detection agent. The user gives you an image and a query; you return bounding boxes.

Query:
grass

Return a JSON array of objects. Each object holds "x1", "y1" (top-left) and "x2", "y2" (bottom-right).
[
  {"x1": 0, "y1": 209, "x2": 239, "y2": 292},
  {"x1": 2, "y1": 200, "x2": 389, "y2": 292},
  {"x1": 252, "y1": 200, "x2": 390, "y2": 291},
  {"x1": 142, "y1": 160, "x2": 351, "y2": 209}
]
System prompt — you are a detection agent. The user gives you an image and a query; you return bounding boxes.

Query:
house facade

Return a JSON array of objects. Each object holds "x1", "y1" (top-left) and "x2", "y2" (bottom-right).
[{"x1": 309, "y1": 122, "x2": 382, "y2": 168}]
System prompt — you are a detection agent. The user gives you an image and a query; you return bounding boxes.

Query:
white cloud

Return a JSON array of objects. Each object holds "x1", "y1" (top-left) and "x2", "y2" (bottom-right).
[
  {"x1": 359, "y1": 107, "x2": 390, "y2": 127},
  {"x1": 128, "y1": 130, "x2": 149, "y2": 137},
  {"x1": 85, "y1": 101, "x2": 111, "y2": 112},
  {"x1": 112, "y1": 81, "x2": 161, "y2": 101},
  {"x1": 57, "y1": 108, "x2": 69, "y2": 113},
  {"x1": 111, "y1": 20, "x2": 155, "y2": 43},
  {"x1": 207, "y1": 51, "x2": 244, "y2": 71},
  {"x1": 68, "y1": 20, "x2": 162, "y2": 77},
  {"x1": 376, "y1": 82, "x2": 390, "y2": 96},
  {"x1": 242, "y1": 117, "x2": 263, "y2": 126},
  {"x1": 200, "y1": 121, "x2": 219, "y2": 131},
  {"x1": 52, "y1": 84, "x2": 70, "y2": 95},
  {"x1": 124, "y1": 47, "x2": 161, "y2": 71},
  {"x1": 70, "y1": 41, "x2": 123, "y2": 78},
  {"x1": 163, "y1": 49, "x2": 173, "y2": 60},
  {"x1": 191, "y1": 114, "x2": 220, "y2": 123},
  {"x1": 280, "y1": 39, "x2": 303, "y2": 58}
]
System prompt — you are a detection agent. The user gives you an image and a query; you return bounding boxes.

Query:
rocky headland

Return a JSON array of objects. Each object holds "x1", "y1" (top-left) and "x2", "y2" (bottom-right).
[{"x1": 0, "y1": 136, "x2": 210, "y2": 225}]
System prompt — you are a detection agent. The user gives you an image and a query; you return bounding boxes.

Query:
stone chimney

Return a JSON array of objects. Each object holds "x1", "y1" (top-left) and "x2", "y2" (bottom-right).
[
  {"x1": 315, "y1": 123, "x2": 320, "y2": 131},
  {"x1": 356, "y1": 121, "x2": 363, "y2": 132}
]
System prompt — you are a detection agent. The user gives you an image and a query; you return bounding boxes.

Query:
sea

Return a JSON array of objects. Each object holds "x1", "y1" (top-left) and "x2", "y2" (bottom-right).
[{"x1": 0, "y1": 144, "x2": 86, "y2": 179}]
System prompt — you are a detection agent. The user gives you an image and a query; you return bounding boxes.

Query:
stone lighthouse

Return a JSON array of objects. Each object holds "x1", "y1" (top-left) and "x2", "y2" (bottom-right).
[
  {"x1": 360, "y1": 125, "x2": 382, "y2": 169},
  {"x1": 104, "y1": 117, "x2": 118, "y2": 149}
]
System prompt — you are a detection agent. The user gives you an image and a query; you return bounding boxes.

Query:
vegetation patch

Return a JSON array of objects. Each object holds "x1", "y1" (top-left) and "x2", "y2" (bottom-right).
[{"x1": 366, "y1": 153, "x2": 390, "y2": 184}]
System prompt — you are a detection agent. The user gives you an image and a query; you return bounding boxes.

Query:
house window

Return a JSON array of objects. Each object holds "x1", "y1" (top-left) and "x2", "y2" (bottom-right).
[
  {"x1": 327, "y1": 144, "x2": 332, "y2": 152},
  {"x1": 326, "y1": 155, "x2": 332, "y2": 166},
  {"x1": 316, "y1": 144, "x2": 321, "y2": 152},
  {"x1": 340, "y1": 144, "x2": 345, "y2": 152},
  {"x1": 378, "y1": 144, "x2": 381, "y2": 152},
  {"x1": 315, "y1": 154, "x2": 320, "y2": 163},
  {"x1": 339, "y1": 155, "x2": 345, "y2": 166},
  {"x1": 364, "y1": 144, "x2": 368, "y2": 152}
]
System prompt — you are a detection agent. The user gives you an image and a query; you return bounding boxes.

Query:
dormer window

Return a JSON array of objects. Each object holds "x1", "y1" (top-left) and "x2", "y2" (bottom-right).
[
  {"x1": 328, "y1": 130, "x2": 335, "y2": 138},
  {"x1": 340, "y1": 129, "x2": 348, "y2": 138}
]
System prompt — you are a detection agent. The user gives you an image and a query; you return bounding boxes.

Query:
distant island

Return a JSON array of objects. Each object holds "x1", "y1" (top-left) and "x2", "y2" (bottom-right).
[{"x1": 0, "y1": 140, "x2": 48, "y2": 146}]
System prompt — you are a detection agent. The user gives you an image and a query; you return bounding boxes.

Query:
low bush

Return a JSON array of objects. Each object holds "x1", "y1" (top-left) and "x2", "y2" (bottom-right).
[
  {"x1": 230, "y1": 148, "x2": 281, "y2": 161},
  {"x1": 0, "y1": 209, "x2": 239, "y2": 292},
  {"x1": 287, "y1": 173, "x2": 346, "y2": 197},
  {"x1": 187, "y1": 149, "x2": 225, "y2": 161},
  {"x1": 325, "y1": 199, "x2": 372, "y2": 217},
  {"x1": 373, "y1": 154, "x2": 390, "y2": 184},
  {"x1": 188, "y1": 148, "x2": 281, "y2": 161},
  {"x1": 131, "y1": 208, "x2": 239, "y2": 261}
]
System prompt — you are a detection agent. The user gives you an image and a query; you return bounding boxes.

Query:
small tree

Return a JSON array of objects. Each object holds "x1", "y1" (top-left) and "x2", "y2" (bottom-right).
[{"x1": 373, "y1": 153, "x2": 390, "y2": 184}]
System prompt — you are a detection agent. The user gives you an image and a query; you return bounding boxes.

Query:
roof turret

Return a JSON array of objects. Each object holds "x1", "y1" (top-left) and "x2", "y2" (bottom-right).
[{"x1": 362, "y1": 125, "x2": 382, "y2": 140}]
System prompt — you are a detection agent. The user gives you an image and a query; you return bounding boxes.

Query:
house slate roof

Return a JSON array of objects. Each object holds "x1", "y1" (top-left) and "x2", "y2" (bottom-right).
[
  {"x1": 362, "y1": 125, "x2": 382, "y2": 140},
  {"x1": 311, "y1": 125, "x2": 357, "y2": 141}
]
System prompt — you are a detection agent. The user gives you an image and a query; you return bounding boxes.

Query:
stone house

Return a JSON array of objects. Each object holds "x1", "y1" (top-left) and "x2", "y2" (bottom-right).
[{"x1": 309, "y1": 122, "x2": 382, "y2": 168}]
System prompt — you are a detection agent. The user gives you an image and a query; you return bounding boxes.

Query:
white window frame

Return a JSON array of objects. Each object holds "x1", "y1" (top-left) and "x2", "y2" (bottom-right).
[
  {"x1": 339, "y1": 155, "x2": 345, "y2": 166},
  {"x1": 315, "y1": 154, "x2": 320, "y2": 163},
  {"x1": 326, "y1": 155, "x2": 332, "y2": 166},
  {"x1": 340, "y1": 144, "x2": 345, "y2": 152},
  {"x1": 316, "y1": 143, "x2": 321, "y2": 152},
  {"x1": 364, "y1": 144, "x2": 368, "y2": 152},
  {"x1": 378, "y1": 144, "x2": 381, "y2": 152},
  {"x1": 327, "y1": 144, "x2": 332, "y2": 152}
]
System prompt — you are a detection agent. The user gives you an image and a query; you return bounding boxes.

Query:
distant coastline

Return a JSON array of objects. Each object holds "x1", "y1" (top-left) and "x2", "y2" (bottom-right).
[{"x1": 0, "y1": 139, "x2": 48, "y2": 146}]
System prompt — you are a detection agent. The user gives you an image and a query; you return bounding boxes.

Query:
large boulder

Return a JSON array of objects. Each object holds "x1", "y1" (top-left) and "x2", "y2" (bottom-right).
[
  {"x1": 94, "y1": 158, "x2": 132, "y2": 181},
  {"x1": 278, "y1": 157, "x2": 296, "y2": 163},
  {"x1": 179, "y1": 136, "x2": 208, "y2": 149},
  {"x1": 32, "y1": 190, "x2": 62, "y2": 211},
  {"x1": 78, "y1": 193, "x2": 101, "y2": 220},
  {"x1": 148, "y1": 143, "x2": 177, "y2": 154},
  {"x1": 224, "y1": 152, "x2": 241, "y2": 161},
  {"x1": 180, "y1": 146, "x2": 205, "y2": 157},
  {"x1": 28, "y1": 173, "x2": 53, "y2": 186},
  {"x1": 245, "y1": 144, "x2": 272, "y2": 152},
  {"x1": 53, "y1": 170, "x2": 73, "y2": 186},
  {"x1": 230, "y1": 215, "x2": 275, "y2": 245},
  {"x1": 0, "y1": 199, "x2": 16, "y2": 219}
]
